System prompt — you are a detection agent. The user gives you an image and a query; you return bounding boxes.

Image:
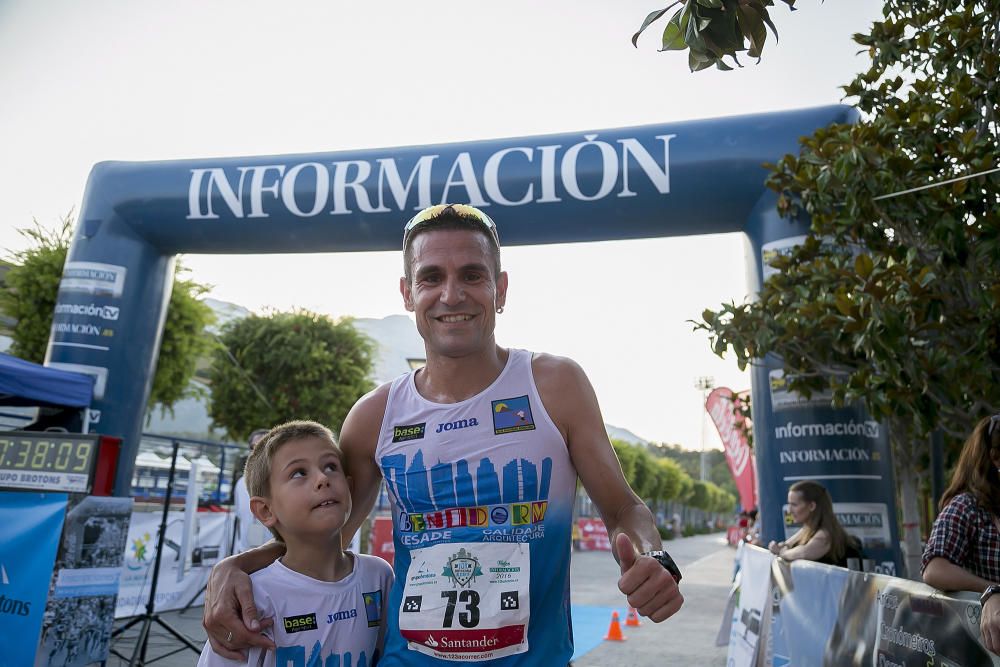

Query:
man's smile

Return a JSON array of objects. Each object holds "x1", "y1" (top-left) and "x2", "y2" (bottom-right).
[{"x1": 436, "y1": 314, "x2": 475, "y2": 323}]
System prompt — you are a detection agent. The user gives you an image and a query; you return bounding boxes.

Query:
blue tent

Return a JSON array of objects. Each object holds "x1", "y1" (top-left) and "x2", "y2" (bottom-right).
[{"x1": 0, "y1": 352, "x2": 94, "y2": 409}]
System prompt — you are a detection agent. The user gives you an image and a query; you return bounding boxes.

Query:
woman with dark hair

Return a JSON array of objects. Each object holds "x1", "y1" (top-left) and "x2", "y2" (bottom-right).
[
  {"x1": 921, "y1": 415, "x2": 1000, "y2": 593},
  {"x1": 767, "y1": 480, "x2": 859, "y2": 565}
]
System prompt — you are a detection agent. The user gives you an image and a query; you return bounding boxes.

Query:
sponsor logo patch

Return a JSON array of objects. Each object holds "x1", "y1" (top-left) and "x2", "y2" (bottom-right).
[
  {"x1": 392, "y1": 422, "x2": 426, "y2": 443},
  {"x1": 403, "y1": 595, "x2": 422, "y2": 612},
  {"x1": 363, "y1": 590, "x2": 383, "y2": 628},
  {"x1": 327, "y1": 608, "x2": 358, "y2": 623},
  {"x1": 283, "y1": 613, "x2": 318, "y2": 634},
  {"x1": 435, "y1": 417, "x2": 479, "y2": 434},
  {"x1": 491, "y1": 396, "x2": 535, "y2": 435},
  {"x1": 443, "y1": 548, "x2": 483, "y2": 588},
  {"x1": 399, "y1": 502, "x2": 547, "y2": 532}
]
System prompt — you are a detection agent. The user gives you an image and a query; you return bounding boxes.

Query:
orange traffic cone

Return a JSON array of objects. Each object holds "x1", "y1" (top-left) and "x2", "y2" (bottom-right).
[
  {"x1": 604, "y1": 611, "x2": 626, "y2": 641},
  {"x1": 625, "y1": 607, "x2": 642, "y2": 627}
]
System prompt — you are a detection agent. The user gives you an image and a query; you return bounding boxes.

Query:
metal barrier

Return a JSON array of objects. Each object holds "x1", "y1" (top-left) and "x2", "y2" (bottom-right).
[{"x1": 131, "y1": 433, "x2": 245, "y2": 504}]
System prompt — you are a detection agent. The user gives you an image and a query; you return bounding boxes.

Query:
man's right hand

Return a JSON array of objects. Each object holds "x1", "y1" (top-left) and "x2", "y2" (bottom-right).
[{"x1": 202, "y1": 557, "x2": 275, "y2": 659}]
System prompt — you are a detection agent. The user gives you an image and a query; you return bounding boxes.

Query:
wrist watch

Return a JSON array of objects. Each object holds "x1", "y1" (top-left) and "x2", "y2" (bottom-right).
[
  {"x1": 642, "y1": 550, "x2": 682, "y2": 583},
  {"x1": 981, "y1": 584, "x2": 1000, "y2": 607}
]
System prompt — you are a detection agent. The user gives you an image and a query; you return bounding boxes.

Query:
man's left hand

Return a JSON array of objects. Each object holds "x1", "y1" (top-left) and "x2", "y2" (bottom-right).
[
  {"x1": 983, "y1": 594, "x2": 1000, "y2": 656},
  {"x1": 615, "y1": 533, "x2": 684, "y2": 623}
]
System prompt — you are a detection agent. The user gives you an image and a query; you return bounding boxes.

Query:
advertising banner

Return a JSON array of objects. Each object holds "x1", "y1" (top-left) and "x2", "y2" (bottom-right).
[
  {"x1": 746, "y1": 229, "x2": 903, "y2": 575},
  {"x1": 728, "y1": 546, "x2": 999, "y2": 666},
  {"x1": 576, "y1": 518, "x2": 611, "y2": 551},
  {"x1": 0, "y1": 491, "x2": 67, "y2": 667},
  {"x1": 726, "y1": 543, "x2": 773, "y2": 667},
  {"x1": 36, "y1": 495, "x2": 132, "y2": 666},
  {"x1": 115, "y1": 509, "x2": 229, "y2": 618},
  {"x1": 707, "y1": 387, "x2": 757, "y2": 511},
  {"x1": 371, "y1": 515, "x2": 395, "y2": 566}
]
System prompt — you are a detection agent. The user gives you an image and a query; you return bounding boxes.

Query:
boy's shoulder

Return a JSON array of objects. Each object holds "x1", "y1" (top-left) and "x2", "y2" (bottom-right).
[
  {"x1": 353, "y1": 552, "x2": 392, "y2": 571},
  {"x1": 352, "y1": 552, "x2": 394, "y2": 583}
]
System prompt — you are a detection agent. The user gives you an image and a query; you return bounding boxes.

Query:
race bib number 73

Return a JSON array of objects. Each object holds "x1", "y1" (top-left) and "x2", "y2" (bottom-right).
[{"x1": 399, "y1": 542, "x2": 530, "y2": 661}]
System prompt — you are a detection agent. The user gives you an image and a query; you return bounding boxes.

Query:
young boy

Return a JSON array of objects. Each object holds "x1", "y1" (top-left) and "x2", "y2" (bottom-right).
[{"x1": 198, "y1": 420, "x2": 393, "y2": 666}]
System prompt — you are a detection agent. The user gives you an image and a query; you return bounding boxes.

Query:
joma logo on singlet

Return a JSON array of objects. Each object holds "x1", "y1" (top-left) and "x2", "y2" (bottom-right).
[
  {"x1": 392, "y1": 423, "x2": 426, "y2": 442},
  {"x1": 436, "y1": 418, "x2": 479, "y2": 434}
]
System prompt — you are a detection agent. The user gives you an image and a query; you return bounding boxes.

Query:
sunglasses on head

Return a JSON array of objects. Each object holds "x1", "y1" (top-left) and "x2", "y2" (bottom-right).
[
  {"x1": 989, "y1": 414, "x2": 1000, "y2": 437},
  {"x1": 402, "y1": 204, "x2": 500, "y2": 249}
]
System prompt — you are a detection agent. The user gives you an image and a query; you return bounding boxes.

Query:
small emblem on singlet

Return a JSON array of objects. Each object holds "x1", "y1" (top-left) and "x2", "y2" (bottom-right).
[
  {"x1": 392, "y1": 422, "x2": 426, "y2": 442},
  {"x1": 363, "y1": 590, "x2": 383, "y2": 627},
  {"x1": 442, "y1": 548, "x2": 483, "y2": 588},
  {"x1": 491, "y1": 396, "x2": 536, "y2": 435}
]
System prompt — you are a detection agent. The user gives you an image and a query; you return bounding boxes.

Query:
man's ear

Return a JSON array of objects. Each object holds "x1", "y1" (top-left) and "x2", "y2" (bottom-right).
[
  {"x1": 400, "y1": 276, "x2": 415, "y2": 312},
  {"x1": 251, "y1": 496, "x2": 277, "y2": 529},
  {"x1": 495, "y1": 270, "x2": 509, "y2": 311}
]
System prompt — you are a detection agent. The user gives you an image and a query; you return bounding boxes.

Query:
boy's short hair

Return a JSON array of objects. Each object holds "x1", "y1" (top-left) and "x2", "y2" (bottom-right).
[{"x1": 242, "y1": 420, "x2": 341, "y2": 542}]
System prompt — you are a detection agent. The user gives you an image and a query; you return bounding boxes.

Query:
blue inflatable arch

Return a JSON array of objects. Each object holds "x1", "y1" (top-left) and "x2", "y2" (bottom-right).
[{"x1": 46, "y1": 104, "x2": 901, "y2": 571}]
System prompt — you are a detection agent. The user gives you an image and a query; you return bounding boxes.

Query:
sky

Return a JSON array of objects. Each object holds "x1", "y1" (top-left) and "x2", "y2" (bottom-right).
[{"x1": 0, "y1": 0, "x2": 883, "y2": 449}]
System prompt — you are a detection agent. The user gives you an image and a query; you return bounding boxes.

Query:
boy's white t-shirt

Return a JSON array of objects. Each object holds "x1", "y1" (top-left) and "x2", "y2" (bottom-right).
[{"x1": 199, "y1": 553, "x2": 393, "y2": 667}]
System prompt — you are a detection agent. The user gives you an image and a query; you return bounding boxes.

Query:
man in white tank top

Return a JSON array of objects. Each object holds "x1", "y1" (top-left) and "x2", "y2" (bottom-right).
[{"x1": 203, "y1": 204, "x2": 683, "y2": 664}]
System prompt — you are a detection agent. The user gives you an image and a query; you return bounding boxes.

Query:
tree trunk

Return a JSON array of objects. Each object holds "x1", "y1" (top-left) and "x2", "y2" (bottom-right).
[{"x1": 895, "y1": 437, "x2": 924, "y2": 580}]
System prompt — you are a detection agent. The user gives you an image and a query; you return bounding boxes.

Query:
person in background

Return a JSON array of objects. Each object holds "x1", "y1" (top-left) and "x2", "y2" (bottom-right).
[
  {"x1": 768, "y1": 480, "x2": 860, "y2": 566},
  {"x1": 921, "y1": 414, "x2": 1000, "y2": 656},
  {"x1": 233, "y1": 429, "x2": 270, "y2": 553}
]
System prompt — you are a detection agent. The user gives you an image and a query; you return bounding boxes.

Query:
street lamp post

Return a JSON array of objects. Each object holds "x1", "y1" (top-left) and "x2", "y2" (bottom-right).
[{"x1": 694, "y1": 376, "x2": 715, "y2": 482}]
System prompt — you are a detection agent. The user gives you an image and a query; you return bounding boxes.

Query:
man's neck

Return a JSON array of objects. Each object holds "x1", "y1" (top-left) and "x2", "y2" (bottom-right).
[
  {"x1": 280, "y1": 533, "x2": 352, "y2": 582},
  {"x1": 417, "y1": 344, "x2": 509, "y2": 404}
]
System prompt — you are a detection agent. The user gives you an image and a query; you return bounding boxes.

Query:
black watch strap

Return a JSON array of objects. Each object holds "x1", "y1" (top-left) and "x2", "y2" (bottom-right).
[
  {"x1": 981, "y1": 584, "x2": 1000, "y2": 607},
  {"x1": 642, "y1": 550, "x2": 682, "y2": 583}
]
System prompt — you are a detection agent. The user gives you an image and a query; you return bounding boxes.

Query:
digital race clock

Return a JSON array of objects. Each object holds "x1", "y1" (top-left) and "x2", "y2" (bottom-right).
[{"x1": 0, "y1": 432, "x2": 101, "y2": 492}]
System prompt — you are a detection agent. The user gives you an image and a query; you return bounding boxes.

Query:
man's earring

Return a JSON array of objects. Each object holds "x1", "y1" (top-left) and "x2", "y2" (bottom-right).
[{"x1": 496, "y1": 306, "x2": 504, "y2": 314}]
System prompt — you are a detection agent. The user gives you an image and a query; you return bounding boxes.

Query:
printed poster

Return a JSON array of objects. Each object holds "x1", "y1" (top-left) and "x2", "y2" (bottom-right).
[
  {"x1": 0, "y1": 491, "x2": 67, "y2": 667},
  {"x1": 115, "y1": 509, "x2": 229, "y2": 618}
]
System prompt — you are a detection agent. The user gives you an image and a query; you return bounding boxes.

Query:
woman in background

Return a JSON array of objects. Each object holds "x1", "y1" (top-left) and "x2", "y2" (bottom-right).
[
  {"x1": 922, "y1": 414, "x2": 1000, "y2": 593},
  {"x1": 768, "y1": 480, "x2": 859, "y2": 565}
]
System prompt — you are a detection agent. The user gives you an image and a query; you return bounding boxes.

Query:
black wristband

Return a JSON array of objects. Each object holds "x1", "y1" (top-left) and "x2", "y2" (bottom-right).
[{"x1": 642, "y1": 550, "x2": 682, "y2": 583}]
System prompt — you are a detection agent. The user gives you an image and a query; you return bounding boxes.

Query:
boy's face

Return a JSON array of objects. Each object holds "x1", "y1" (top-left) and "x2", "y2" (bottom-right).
[{"x1": 252, "y1": 436, "x2": 352, "y2": 541}]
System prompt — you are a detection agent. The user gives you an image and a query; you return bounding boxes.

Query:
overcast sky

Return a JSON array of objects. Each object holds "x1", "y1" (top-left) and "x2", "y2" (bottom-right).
[{"x1": 0, "y1": 0, "x2": 882, "y2": 448}]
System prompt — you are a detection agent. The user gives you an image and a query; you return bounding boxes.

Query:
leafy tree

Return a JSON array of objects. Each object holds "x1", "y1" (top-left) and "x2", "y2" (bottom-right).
[
  {"x1": 631, "y1": 447, "x2": 659, "y2": 499},
  {"x1": 0, "y1": 219, "x2": 71, "y2": 362},
  {"x1": 0, "y1": 215, "x2": 214, "y2": 412},
  {"x1": 150, "y1": 273, "x2": 215, "y2": 411},
  {"x1": 208, "y1": 310, "x2": 375, "y2": 441},
  {"x1": 652, "y1": 456, "x2": 688, "y2": 503},
  {"x1": 632, "y1": 0, "x2": 795, "y2": 72},
  {"x1": 611, "y1": 438, "x2": 640, "y2": 483},
  {"x1": 611, "y1": 438, "x2": 697, "y2": 507},
  {"x1": 694, "y1": 2, "x2": 1000, "y2": 575}
]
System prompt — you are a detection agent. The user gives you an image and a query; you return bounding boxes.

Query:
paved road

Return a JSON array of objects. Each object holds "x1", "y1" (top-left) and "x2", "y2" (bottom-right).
[
  {"x1": 571, "y1": 532, "x2": 732, "y2": 666},
  {"x1": 107, "y1": 532, "x2": 734, "y2": 665}
]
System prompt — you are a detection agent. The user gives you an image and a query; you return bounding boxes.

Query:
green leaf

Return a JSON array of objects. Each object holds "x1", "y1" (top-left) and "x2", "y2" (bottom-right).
[
  {"x1": 660, "y1": 8, "x2": 688, "y2": 51},
  {"x1": 854, "y1": 254, "x2": 874, "y2": 279},
  {"x1": 632, "y1": 6, "x2": 672, "y2": 47}
]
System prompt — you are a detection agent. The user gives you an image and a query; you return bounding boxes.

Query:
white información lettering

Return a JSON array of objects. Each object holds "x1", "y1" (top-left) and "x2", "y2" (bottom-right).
[
  {"x1": 281, "y1": 163, "x2": 329, "y2": 216},
  {"x1": 377, "y1": 155, "x2": 438, "y2": 212},
  {"x1": 774, "y1": 421, "x2": 880, "y2": 440},
  {"x1": 185, "y1": 133, "x2": 676, "y2": 219}
]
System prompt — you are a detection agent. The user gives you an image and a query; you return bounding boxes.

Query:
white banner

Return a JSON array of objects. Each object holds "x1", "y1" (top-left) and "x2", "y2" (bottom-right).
[
  {"x1": 727, "y1": 544, "x2": 773, "y2": 667},
  {"x1": 115, "y1": 509, "x2": 231, "y2": 618}
]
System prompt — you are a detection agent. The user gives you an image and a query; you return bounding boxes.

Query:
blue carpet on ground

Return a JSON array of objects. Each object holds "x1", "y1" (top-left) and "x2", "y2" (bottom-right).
[{"x1": 570, "y1": 605, "x2": 623, "y2": 662}]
